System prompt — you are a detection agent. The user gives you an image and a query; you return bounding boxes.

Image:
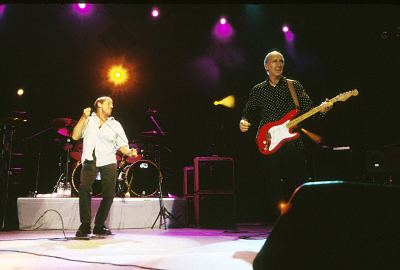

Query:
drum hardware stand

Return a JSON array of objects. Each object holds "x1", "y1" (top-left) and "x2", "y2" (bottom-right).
[
  {"x1": 146, "y1": 108, "x2": 165, "y2": 167},
  {"x1": 52, "y1": 138, "x2": 72, "y2": 193},
  {"x1": 116, "y1": 160, "x2": 130, "y2": 198},
  {"x1": 151, "y1": 172, "x2": 182, "y2": 229},
  {"x1": 33, "y1": 151, "x2": 41, "y2": 197},
  {"x1": 22, "y1": 126, "x2": 54, "y2": 197},
  {"x1": 1, "y1": 123, "x2": 14, "y2": 230}
]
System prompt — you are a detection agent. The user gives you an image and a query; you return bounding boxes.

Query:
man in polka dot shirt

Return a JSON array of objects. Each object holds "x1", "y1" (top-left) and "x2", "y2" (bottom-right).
[{"x1": 239, "y1": 50, "x2": 333, "y2": 220}]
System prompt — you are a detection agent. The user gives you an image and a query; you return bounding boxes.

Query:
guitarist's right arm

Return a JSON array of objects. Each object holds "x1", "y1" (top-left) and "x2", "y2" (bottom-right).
[{"x1": 239, "y1": 85, "x2": 262, "y2": 133}]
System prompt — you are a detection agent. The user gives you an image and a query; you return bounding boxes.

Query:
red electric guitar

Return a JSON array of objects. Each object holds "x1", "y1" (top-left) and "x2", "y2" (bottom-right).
[{"x1": 256, "y1": 89, "x2": 359, "y2": 155}]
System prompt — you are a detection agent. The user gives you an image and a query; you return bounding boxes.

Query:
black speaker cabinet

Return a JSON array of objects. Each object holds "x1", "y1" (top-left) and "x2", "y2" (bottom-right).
[
  {"x1": 193, "y1": 156, "x2": 234, "y2": 193},
  {"x1": 183, "y1": 166, "x2": 194, "y2": 197},
  {"x1": 253, "y1": 181, "x2": 400, "y2": 270},
  {"x1": 185, "y1": 195, "x2": 196, "y2": 227},
  {"x1": 194, "y1": 193, "x2": 236, "y2": 229}
]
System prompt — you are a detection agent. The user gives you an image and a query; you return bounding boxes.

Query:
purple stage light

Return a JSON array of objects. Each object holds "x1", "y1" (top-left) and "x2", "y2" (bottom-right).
[
  {"x1": 72, "y1": 3, "x2": 92, "y2": 15},
  {"x1": 151, "y1": 8, "x2": 159, "y2": 18},
  {"x1": 282, "y1": 24, "x2": 294, "y2": 42},
  {"x1": 0, "y1": 5, "x2": 5, "y2": 18},
  {"x1": 282, "y1": 25, "x2": 289, "y2": 33},
  {"x1": 213, "y1": 19, "x2": 234, "y2": 41},
  {"x1": 284, "y1": 30, "x2": 295, "y2": 42}
]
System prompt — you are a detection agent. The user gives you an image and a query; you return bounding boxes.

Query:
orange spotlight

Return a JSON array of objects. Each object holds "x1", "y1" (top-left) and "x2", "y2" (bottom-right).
[
  {"x1": 214, "y1": 95, "x2": 235, "y2": 108},
  {"x1": 107, "y1": 65, "x2": 129, "y2": 87},
  {"x1": 278, "y1": 201, "x2": 291, "y2": 215}
]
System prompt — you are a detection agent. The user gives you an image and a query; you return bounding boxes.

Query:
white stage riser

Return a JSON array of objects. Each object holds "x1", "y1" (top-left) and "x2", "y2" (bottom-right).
[{"x1": 17, "y1": 197, "x2": 187, "y2": 230}]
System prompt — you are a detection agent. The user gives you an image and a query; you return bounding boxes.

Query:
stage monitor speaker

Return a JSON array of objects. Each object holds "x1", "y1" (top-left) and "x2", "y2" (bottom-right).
[
  {"x1": 194, "y1": 193, "x2": 236, "y2": 229},
  {"x1": 253, "y1": 181, "x2": 400, "y2": 270}
]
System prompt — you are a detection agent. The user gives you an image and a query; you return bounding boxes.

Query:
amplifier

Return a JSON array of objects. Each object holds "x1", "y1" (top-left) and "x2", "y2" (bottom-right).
[
  {"x1": 193, "y1": 156, "x2": 234, "y2": 194},
  {"x1": 183, "y1": 166, "x2": 194, "y2": 197}
]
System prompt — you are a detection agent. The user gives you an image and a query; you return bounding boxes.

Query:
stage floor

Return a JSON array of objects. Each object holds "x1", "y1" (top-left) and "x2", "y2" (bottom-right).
[{"x1": 0, "y1": 225, "x2": 270, "y2": 270}]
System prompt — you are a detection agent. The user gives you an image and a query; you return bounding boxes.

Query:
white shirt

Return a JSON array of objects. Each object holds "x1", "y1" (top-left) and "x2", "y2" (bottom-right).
[{"x1": 81, "y1": 113, "x2": 129, "y2": 167}]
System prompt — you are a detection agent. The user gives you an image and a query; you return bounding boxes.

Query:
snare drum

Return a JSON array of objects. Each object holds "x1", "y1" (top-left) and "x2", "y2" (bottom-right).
[{"x1": 123, "y1": 159, "x2": 162, "y2": 197}]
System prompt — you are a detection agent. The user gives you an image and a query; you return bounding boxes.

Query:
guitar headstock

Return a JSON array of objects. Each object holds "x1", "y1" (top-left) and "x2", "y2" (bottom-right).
[{"x1": 337, "y1": 89, "x2": 359, "y2": 102}]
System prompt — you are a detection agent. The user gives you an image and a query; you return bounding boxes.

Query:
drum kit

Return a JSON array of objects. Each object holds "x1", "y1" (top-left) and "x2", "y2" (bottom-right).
[{"x1": 53, "y1": 117, "x2": 165, "y2": 198}]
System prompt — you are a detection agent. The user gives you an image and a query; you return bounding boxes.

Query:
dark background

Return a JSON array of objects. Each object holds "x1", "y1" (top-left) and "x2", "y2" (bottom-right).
[{"x1": 1, "y1": 4, "x2": 399, "y2": 226}]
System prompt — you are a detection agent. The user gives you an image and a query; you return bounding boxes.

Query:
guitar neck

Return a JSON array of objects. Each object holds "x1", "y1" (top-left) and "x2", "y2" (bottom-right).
[{"x1": 287, "y1": 95, "x2": 342, "y2": 128}]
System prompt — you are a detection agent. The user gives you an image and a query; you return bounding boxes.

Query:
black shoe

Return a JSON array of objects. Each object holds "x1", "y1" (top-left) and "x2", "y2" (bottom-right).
[
  {"x1": 76, "y1": 223, "x2": 91, "y2": 237},
  {"x1": 93, "y1": 225, "x2": 112, "y2": 235}
]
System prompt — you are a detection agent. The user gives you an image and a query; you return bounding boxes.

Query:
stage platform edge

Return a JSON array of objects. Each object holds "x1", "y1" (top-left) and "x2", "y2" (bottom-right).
[{"x1": 17, "y1": 197, "x2": 187, "y2": 230}]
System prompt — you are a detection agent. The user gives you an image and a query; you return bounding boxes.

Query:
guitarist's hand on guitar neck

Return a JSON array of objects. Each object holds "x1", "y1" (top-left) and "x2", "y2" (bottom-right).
[{"x1": 239, "y1": 119, "x2": 251, "y2": 132}]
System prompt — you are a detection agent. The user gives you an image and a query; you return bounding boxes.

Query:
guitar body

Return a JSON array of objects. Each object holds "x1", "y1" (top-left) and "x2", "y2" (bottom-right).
[{"x1": 256, "y1": 109, "x2": 300, "y2": 156}]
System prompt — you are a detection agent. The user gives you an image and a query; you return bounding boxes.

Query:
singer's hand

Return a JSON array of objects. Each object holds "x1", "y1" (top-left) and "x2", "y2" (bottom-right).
[
  {"x1": 82, "y1": 107, "x2": 91, "y2": 119},
  {"x1": 72, "y1": 107, "x2": 91, "y2": 141},
  {"x1": 128, "y1": 148, "x2": 138, "y2": 157}
]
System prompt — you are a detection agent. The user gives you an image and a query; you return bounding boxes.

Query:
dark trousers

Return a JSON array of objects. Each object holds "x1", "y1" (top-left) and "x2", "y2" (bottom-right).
[
  {"x1": 79, "y1": 160, "x2": 116, "y2": 226},
  {"x1": 260, "y1": 142, "x2": 308, "y2": 219}
]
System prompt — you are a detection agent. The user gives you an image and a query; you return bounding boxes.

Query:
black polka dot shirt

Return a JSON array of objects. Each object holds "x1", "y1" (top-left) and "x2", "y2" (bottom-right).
[{"x1": 242, "y1": 76, "x2": 315, "y2": 150}]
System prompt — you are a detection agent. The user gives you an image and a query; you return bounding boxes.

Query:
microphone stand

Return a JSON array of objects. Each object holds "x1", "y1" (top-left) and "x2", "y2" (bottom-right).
[
  {"x1": 147, "y1": 110, "x2": 165, "y2": 167},
  {"x1": 151, "y1": 172, "x2": 183, "y2": 229},
  {"x1": 147, "y1": 109, "x2": 182, "y2": 229},
  {"x1": 149, "y1": 115, "x2": 166, "y2": 137},
  {"x1": 33, "y1": 152, "x2": 41, "y2": 197}
]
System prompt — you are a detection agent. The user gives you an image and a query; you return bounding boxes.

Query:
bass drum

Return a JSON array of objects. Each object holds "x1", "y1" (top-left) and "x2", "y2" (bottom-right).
[
  {"x1": 124, "y1": 160, "x2": 162, "y2": 197},
  {"x1": 71, "y1": 161, "x2": 102, "y2": 196}
]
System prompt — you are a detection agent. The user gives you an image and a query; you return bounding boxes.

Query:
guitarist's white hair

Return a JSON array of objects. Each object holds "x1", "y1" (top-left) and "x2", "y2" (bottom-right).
[{"x1": 263, "y1": 50, "x2": 284, "y2": 66}]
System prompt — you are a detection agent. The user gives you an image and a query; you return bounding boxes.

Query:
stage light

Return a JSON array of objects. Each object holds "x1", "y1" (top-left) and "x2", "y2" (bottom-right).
[
  {"x1": 278, "y1": 201, "x2": 290, "y2": 215},
  {"x1": 0, "y1": 5, "x2": 5, "y2": 18},
  {"x1": 213, "y1": 17, "x2": 234, "y2": 41},
  {"x1": 72, "y1": 3, "x2": 92, "y2": 15},
  {"x1": 214, "y1": 95, "x2": 235, "y2": 108},
  {"x1": 278, "y1": 201, "x2": 291, "y2": 215},
  {"x1": 17, "y1": 88, "x2": 24, "y2": 96},
  {"x1": 107, "y1": 65, "x2": 129, "y2": 87},
  {"x1": 151, "y1": 7, "x2": 159, "y2": 18},
  {"x1": 282, "y1": 24, "x2": 295, "y2": 42}
]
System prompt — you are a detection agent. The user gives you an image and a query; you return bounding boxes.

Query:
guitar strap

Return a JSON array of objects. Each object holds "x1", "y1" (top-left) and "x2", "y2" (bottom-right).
[
  {"x1": 287, "y1": 79, "x2": 299, "y2": 109},
  {"x1": 287, "y1": 79, "x2": 319, "y2": 142}
]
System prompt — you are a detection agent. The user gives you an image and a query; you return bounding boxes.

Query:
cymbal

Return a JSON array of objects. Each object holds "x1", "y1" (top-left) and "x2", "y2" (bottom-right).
[
  {"x1": 57, "y1": 127, "x2": 72, "y2": 137},
  {"x1": 52, "y1": 117, "x2": 76, "y2": 127},
  {"x1": 140, "y1": 130, "x2": 166, "y2": 137}
]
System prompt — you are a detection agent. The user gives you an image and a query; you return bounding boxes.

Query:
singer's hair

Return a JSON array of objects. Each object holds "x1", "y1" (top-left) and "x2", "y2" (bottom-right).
[{"x1": 93, "y1": 96, "x2": 113, "y2": 110}]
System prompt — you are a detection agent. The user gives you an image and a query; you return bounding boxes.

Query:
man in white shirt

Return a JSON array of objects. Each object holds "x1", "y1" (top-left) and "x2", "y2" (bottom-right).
[{"x1": 72, "y1": 96, "x2": 137, "y2": 237}]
